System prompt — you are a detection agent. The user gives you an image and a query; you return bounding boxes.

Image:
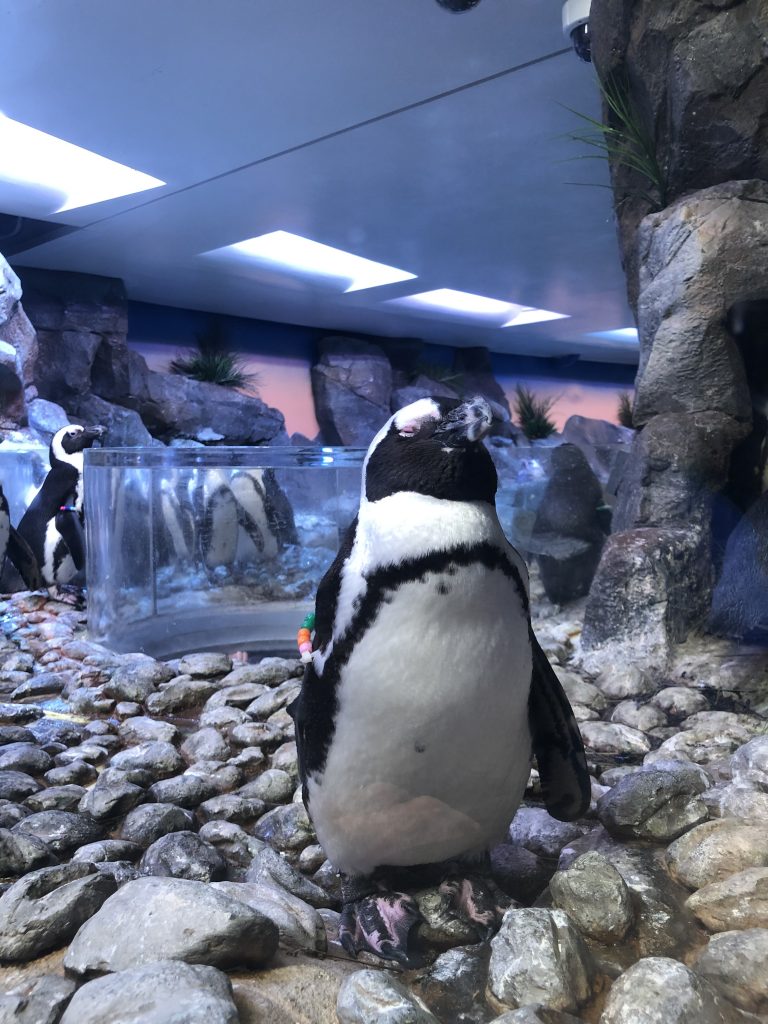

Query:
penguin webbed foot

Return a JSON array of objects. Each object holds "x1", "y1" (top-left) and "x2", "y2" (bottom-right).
[
  {"x1": 439, "y1": 874, "x2": 507, "y2": 941},
  {"x1": 47, "y1": 583, "x2": 86, "y2": 609},
  {"x1": 339, "y1": 887, "x2": 421, "y2": 965}
]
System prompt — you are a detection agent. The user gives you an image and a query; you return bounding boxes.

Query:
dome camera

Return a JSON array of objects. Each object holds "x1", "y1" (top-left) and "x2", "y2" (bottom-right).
[
  {"x1": 562, "y1": 0, "x2": 592, "y2": 62},
  {"x1": 435, "y1": 0, "x2": 482, "y2": 11}
]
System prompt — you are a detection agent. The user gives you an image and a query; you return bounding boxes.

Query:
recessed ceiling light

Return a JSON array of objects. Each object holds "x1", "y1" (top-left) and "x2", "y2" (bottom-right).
[
  {"x1": 0, "y1": 112, "x2": 165, "y2": 213},
  {"x1": 389, "y1": 288, "x2": 570, "y2": 326},
  {"x1": 590, "y1": 328, "x2": 639, "y2": 342},
  {"x1": 211, "y1": 230, "x2": 416, "y2": 293}
]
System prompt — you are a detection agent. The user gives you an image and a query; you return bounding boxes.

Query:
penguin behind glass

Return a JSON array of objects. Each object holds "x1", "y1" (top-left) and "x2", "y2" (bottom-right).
[
  {"x1": 231, "y1": 468, "x2": 298, "y2": 560},
  {"x1": 0, "y1": 484, "x2": 42, "y2": 591},
  {"x1": 289, "y1": 396, "x2": 590, "y2": 964},
  {"x1": 17, "y1": 424, "x2": 104, "y2": 587}
]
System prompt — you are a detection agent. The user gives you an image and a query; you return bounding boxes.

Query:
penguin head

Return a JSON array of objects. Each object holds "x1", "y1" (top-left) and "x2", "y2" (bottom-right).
[
  {"x1": 50, "y1": 424, "x2": 106, "y2": 466},
  {"x1": 364, "y1": 396, "x2": 498, "y2": 504}
]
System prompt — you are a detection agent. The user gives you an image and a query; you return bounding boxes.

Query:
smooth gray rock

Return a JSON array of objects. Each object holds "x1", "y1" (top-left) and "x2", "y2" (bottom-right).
[
  {"x1": 692, "y1": 928, "x2": 768, "y2": 1014},
  {"x1": 0, "y1": 801, "x2": 30, "y2": 829},
  {"x1": 25, "y1": 784, "x2": 85, "y2": 813},
  {"x1": 118, "y1": 716, "x2": 179, "y2": 746},
  {"x1": 312, "y1": 337, "x2": 392, "y2": 447},
  {"x1": 72, "y1": 839, "x2": 143, "y2": 864},
  {"x1": 416, "y1": 944, "x2": 490, "y2": 1023},
  {"x1": 490, "y1": 843, "x2": 554, "y2": 905},
  {"x1": 178, "y1": 652, "x2": 232, "y2": 678},
  {"x1": 610, "y1": 700, "x2": 667, "y2": 733},
  {"x1": 11, "y1": 809, "x2": 102, "y2": 854},
  {"x1": 219, "y1": 657, "x2": 302, "y2": 688},
  {"x1": 148, "y1": 773, "x2": 217, "y2": 808},
  {"x1": 229, "y1": 721, "x2": 283, "y2": 749},
  {"x1": 0, "y1": 862, "x2": 116, "y2": 961},
  {"x1": 139, "y1": 830, "x2": 227, "y2": 882},
  {"x1": 94, "y1": 860, "x2": 141, "y2": 887},
  {"x1": 651, "y1": 687, "x2": 709, "y2": 720},
  {"x1": 246, "y1": 844, "x2": 334, "y2": 908},
  {"x1": 180, "y1": 727, "x2": 231, "y2": 765},
  {"x1": 213, "y1": 880, "x2": 326, "y2": 951},
  {"x1": 9, "y1": 672, "x2": 68, "y2": 700},
  {"x1": 184, "y1": 760, "x2": 242, "y2": 794},
  {"x1": 687, "y1": 867, "x2": 768, "y2": 931},
  {"x1": 45, "y1": 760, "x2": 97, "y2": 786},
  {"x1": 0, "y1": 703, "x2": 43, "y2": 724},
  {"x1": 0, "y1": 771, "x2": 40, "y2": 802},
  {"x1": 252, "y1": 801, "x2": 314, "y2": 852},
  {"x1": 488, "y1": 908, "x2": 595, "y2": 1013},
  {"x1": 549, "y1": 851, "x2": 634, "y2": 944},
  {"x1": 58, "y1": 960, "x2": 239, "y2": 1024},
  {"x1": 337, "y1": 969, "x2": 437, "y2": 1024},
  {"x1": 0, "y1": 826, "x2": 56, "y2": 876},
  {"x1": 78, "y1": 775, "x2": 145, "y2": 821},
  {"x1": 0, "y1": 973, "x2": 76, "y2": 1024},
  {"x1": 198, "y1": 793, "x2": 265, "y2": 825},
  {"x1": 491, "y1": 1009, "x2": 585, "y2": 1024},
  {"x1": 597, "y1": 765, "x2": 708, "y2": 842},
  {"x1": 600, "y1": 955, "x2": 749, "y2": 1024},
  {"x1": 64, "y1": 876, "x2": 279, "y2": 974},
  {"x1": 119, "y1": 804, "x2": 194, "y2": 847},
  {"x1": 508, "y1": 807, "x2": 588, "y2": 860},
  {"x1": 238, "y1": 768, "x2": 294, "y2": 805},
  {"x1": 103, "y1": 662, "x2": 175, "y2": 702},
  {"x1": 109, "y1": 741, "x2": 185, "y2": 780},
  {"x1": 579, "y1": 721, "x2": 651, "y2": 757},
  {"x1": 145, "y1": 677, "x2": 219, "y2": 715},
  {"x1": 666, "y1": 819, "x2": 768, "y2": 890},
  {"x1": 731, "y1": 736, "x2": 768, "y2": 790}
]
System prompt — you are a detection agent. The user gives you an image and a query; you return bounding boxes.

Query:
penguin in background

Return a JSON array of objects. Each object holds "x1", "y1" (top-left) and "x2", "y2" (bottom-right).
[
  {"x1": 231, "y1": 467, "x2": 298, "y2": 562},
  {"x1": 288, "y1": 396, "x2": 590, "y2": 965},
  {"x1": 195, "y1": 467, "x2": 239, "y2": 572},
  {"x1": 17, "y1": 424, "x2": 105, "y2": 588},
  {"x1": 0, "y1": 484, "x2": 43, "y2": 591},
  {"x1": 157, "y1": 472, "x2": 197, "y2": 565}
]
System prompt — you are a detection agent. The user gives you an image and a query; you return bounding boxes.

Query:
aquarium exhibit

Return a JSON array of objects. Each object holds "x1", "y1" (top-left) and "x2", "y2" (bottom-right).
[{"x1": 0, "y1": 1, "x2": 767, "y2": 1021}]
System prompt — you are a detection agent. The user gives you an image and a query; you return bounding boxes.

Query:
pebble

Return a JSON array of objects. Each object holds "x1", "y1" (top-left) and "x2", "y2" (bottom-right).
[
  {"x1": 692, "y1": 928, "x2": 768, "y2": 1014},
  {"x1": 230, "y1": 721, "x2": 284, "y2": 749},
  {"x1": 666, "y1": 818, "x2": 768, "y2": 890},
  {"x1": 198, "y1": 704, "x2": 250, "y2": 731},
  {"x1": 0, "y1": 770, "x2": 41, "y2": 801},
  {"x1": 103, "y1": 661, "x2": 175, "y2": 702},
  {"x1": 139, "y1": 830, "x2": 227, "y2": 882},
  {"x1": 246, "y1": 844, "x2": 334, "y2": 908},
  {"x1": 0, "y1": 801, "x2": 30, "y2": 828},
  {"x1": 59, "y1": 959, "x2": 240, "y2": 1024},
  {"x1": 0, "y1": 862, "x2": 116, "y2": 961},
  {"x1": 12, "y1": 809, "x2": 102, "y2": 854},
  {"x1": 148, "y1": 773, "x2": 218, "y2": 808},
  {"x1": 178, "y1": 651, "x2": 232, "y2": 677},
  {"x1": 704, "y1": 782, "x2": 768, "y2": 825},
  {"x1": 54, "y1": 742, "x2": 108, "y2": 765},
  {"x1": 488, "y1": 908, "x2": 596, "y2": 1014},
  {"x1": 416, "y1": 944, "x2": 490, "y2": 1022},
  {"x1": 119, "y1": 804, "x2": 194, "y2": 847},
  {"x1": 0, "y1": 827, "x2": 56, "y2": 876},
  {"x1": 44, "y1": 758, "x2": 97, "y2": 786},
  {"x1": 554, "y1": 669, "x2": 607, "y2": 711},
  {"x1": 686, "y1": 867, "x2": 768, "y2": 931},
  {"x1": 78, "y1": 774, "x2": 145, "y2": 821},
  {"x1": 595, "y1": 665, "x2": 655, "y2": 700},
  {"x1": 185, "y1": 760, "x2": 243, "y2": 794},
  {"x1": 109, "y1": 741, "x2": 185, "y2": 780},
  {"x1": 64, "y1": 875, "x2": 279, "y2": 974},
  {"x1": 198, "y1": 793, "x2": 266, "y2": 825},
  {"x1": 579, "y1": 721, "x2": 652, "y2": 756},
  {"x1": 25, "y1": 784, "x2": 85, "y2": 813},
  {"x1": 490, "y1": 842, "x2": 554, "y2": 904},
  {"x1": 0, "y1": 702, "x2": 43, "y2": 723},
  {"x1": 610, "y1": 700, "x2": 668, "y2": 732},
  {"x1": 118, "y1": 715, "x2": 179, "y2": 745},
  {"x1": 72, "y1": 839, "x2": 143, "y2": 864},
  {"x1": 238, "y1": 767, "x2": 294, "y2": 804},
  {"x1": 509, "y1": 807, "x2": 588, "y2": 860},
  {"x1": 204, "y1": 683, "x2": 267, "y2": 710},
  {"x1": 9, "y1": 671, "x2": 69, "y2": 699},
  {"x1": 596, "y1": 765, "x2": 708, "y2": 842},
  {"x1": 730, "y1": 736, "x2": 768, "y2": 789},
  {"x1": 600, "y1": 955, "x2": 748, "y2": 1024},
  {"x1": 213, "y1": 879, "x2": 326, "y2": 951},
  {"x1": 0, "y1": 974, "x2": 77, "y2": 1024},
  {"x1": 180, "y1": 727, "x2": 231, "y2": 764},
  {"x1": 252, "y1": 802, "x2": 315, "y2": 852},
  {"x1": 651, "y1": 687, "x2": 709, "y2": 718},
  {"x1": 145, "y1": 677, "x2": 220, "y2": 715},
  {"x1": 549, "y1": 851, "x2": 634, "y2": 943},
  {"x1": 337, "y1": 969, "x2": 438, "y2": 1024}
]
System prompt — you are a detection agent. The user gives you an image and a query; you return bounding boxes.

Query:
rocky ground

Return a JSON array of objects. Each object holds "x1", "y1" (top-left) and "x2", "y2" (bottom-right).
[{"x1": 1, "y1": 588, "x2": 768, "y2": 1023}]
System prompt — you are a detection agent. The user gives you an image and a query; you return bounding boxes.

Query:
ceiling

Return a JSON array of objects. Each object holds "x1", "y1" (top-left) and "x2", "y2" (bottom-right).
[{"x1": 0, "y1": 0, "x2": 638, "y2": 365}]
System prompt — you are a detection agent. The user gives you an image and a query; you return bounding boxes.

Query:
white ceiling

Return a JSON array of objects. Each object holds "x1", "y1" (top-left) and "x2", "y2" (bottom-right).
[{"x1": 0, "y1": 0, "x2": 637, "y2": 365}]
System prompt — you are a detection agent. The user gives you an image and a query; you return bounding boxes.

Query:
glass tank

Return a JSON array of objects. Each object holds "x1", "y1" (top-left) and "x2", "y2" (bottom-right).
[
  {"x1": 85, "y1": 446, "x2": 365, "y2": 659},
  {"x1": 0, "y1": 445, "x2": 49, "y2": 523}
]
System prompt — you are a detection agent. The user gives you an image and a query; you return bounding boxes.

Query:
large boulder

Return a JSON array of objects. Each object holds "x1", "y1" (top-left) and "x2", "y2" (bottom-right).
[
  {"x1": 0, "y1": 251, "x2": 22, "y2": 325},
  {"x1": 65, "y1": 393, "x2": 157, "y2": 447},
  {"x1": 311, "y1": 336, "x2": 392, "y2": 446},
  {"x1": 561, "y1": 415, "x2": 634, "y2": 484},
  {"x1": 451, "y1": 346, "x2": 511, "y2": 418},
  {"x1": 0, "y1": 253, "x2": 34, "y2": 428}
]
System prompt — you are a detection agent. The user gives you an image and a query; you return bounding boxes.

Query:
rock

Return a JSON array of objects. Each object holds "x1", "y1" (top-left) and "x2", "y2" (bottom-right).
[
  {"x1": 692, "y1": 929, "x2": 768, "y2": 1015},
  {"x1": 213, "y1": 880, "x2": 326, "y2": 952},
  {"x1": 252, "y1": 802, "x2": 314, "y2": 852},
  {"x1": 610, "y1": 700, "x2": 667, "y2": 733},
  {"x1": 185, "y1": 760, "x2": 242, "y2": 794},
  {"x1": 311, "y1": 337, "x2": 392, "y2": 446},
  {"x1": 0, "y1": 973, "x2": 77, "y2": 1024},
  {"x1": 198, "y1": 705, "x2": 250, "y2": 731},
  {"x1": 600, "y1": 955, "x2": 748, "y2": 1024},
  {"x1": 651, "y1": 687, "x2": 709, "y2": 719},
  {"x1": 94, "y1": 860, "x2": 141, "y2": 886},
  {"x1": 78, "y1": 774, "x2": 145, "y2": 822},
  {"x1": 103, "y1": 662, "x2": 175, "y2": 702},
  {"x1": 549, "y1": 851, "x2": 634, "y2": 944},
  {"x1": 0, "y1": 801, "x2": 30, "y2": 828},
  {"x1": 219, "y1": 658, "x2": 302, "y2": 689},
  {"x1": 246, "y1": 844, "x2": 334, "y2": 909},
  {"x1": 45, "y1": 760, "x2": 97, "y2": 787},
  {"x1": 597, "y1": 765, "x2": 708, "y2": 842},
  {"x1": 646, "y1": 712, "x2": 762, "y2": 767},
  {"x1": 64, "y1": 876, "x2": 279, "y2": 974},
  {"x1": 181, "y1": 727, "x2": 231, "y2": 764},
  {"x1": 204, "y1": 683, "x2": 267, "y2": 710},
  {"x1": 230, "y1": 721, "x2": 283, "y2": 749},
  {"x1": 704, "y1": 783, "x2": 768, "y2": 826},
  {"x1": 109, "y1": 741, "x2": 185, "y2": 780},
  {"x1": 686, "y1": 867, "x2": 768, "y2": 931},
  {"x1": 238, "y1": 768, "x2": 294, "y2": 805},
  {"x1": 488, "y1": 908, "x2": 595, "y2": 1014},
  {"x1": 12, "y1": 809, "x2": 102, "y2": 854},
  {"x1": 58, "y1": 959, "x2": 239, "y2": 1024},
  {"x1": 561, "y1": 414, "x2": 634, "y2": 482},
  {"x1": 416, "y1": 944, "x2": 490, "y2": 1022},
  {"x1": 0, "y1": 827, "x2": 56, "y2": 876},
  {"x1": 666, "y1": 819, "x2": 768, "y2": 890},
  {"x1": 555, "y1": 673, "x2": 607, "y2": 712},
  {"x1": 118, "y1": 716, "x2": 179, "y2": 745},
  {"x1": 0, "y1": 253, "x2": 22, "y2": 325},
  {"x1": 139, "y1": 830, "x2": 226, "y2": 882},
  {"x1": 529, "y1": 444, "x2": 607, "y2": 604},
  {"x1": 178, "y1": 652, "x2": 232, "y2": 677},
  {"x1": 0, "y1": 771, "x2": 41, "y2": 802},
  {"x1": 26, "y1": 397, "x2": 70, "y2": 441},
  {"x1": 119, "y1": 804, "x2": 194, "y2": 847},
  {"x1": 198, "y1": 793, "x2": 265, "y2": 826},
  {"x1": 336, "y1": 969, "x2": 437, "y2": 1023},
  {"x1": 491, "y1": 1009, "x2": 586, "y2": 1024},
  {"x1": 25, "y1": 784, "x2": 85, "y2": 813},
  {"x1": 0, "y1": 703, "x2": 43, "y2": 724},
  {"x1": 579, "y1": 721, "x2": 651, "y2": 757},
  {"x1": 0, "y1": 862, "x2": 116, "y2": 961},
  {"x1": 731, "y1": 736, "x2": 768, "y2": 790},
  {"x1": 66, "y1": 392, "x2": 155, "y2": 447},
  {"x1": 10, "y1": 672, "x2": 69, "y2": 700},
  {"x1": 72, "y1": 839, "x2": 143, "y2": 864},
  {"x1": 490, "y1": 843, "x2": 554, "y2": 904},
  {"x1": 508, "y1": 807, "x2": 588, "y2": 860},
  {"x1": 145, "y1": 677, "x2": 219, "y2": 715},
  {"x1": 148, "y1": 773, "x2": 218, "y2": 808}
]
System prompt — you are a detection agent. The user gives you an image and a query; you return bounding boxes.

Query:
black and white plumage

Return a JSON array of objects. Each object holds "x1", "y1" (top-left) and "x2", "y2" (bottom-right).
[
  {"x1": 231, "y1": 468, "x2": 298, "y2": 559},
  {"x1": 0, "y1": 484, "x2": 43, "y2": 591},
  {"x1": 289, "y1": 396, "x2": 589, "y2": 961},
  {"x1": 17, "y1": 424, "x2": 104, "y2": 587}
]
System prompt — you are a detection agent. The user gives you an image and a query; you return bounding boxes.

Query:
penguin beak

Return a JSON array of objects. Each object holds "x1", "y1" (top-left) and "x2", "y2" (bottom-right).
[
  {"x1": 434, "y1": 397, "x2": 493, "y2": 445},
  {"x1": 81, "y1": 425, "x2": 107, "y2": 445}
]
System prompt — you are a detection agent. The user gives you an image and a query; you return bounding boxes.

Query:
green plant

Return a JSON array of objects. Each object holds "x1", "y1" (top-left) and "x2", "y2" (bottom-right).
[
  {"x1": 617, "y1": 391, "x2": 634, "y2": 428},
  {"x1": 513, "y1": 383, "x2": 558, "y2": 440},
  {"x1": 170, "y1": 321, "x2": 260, "y2": 392},
  {"x1": 565, "y1": 72, "x2": 667, "y2": 211}
]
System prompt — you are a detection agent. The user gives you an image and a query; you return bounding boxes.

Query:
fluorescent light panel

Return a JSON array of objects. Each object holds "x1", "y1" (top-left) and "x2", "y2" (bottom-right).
[
  {"x1": 590, "y1": 328, "x2": 639, "y2": 342},
  {"x1": 0, "y1": 112, "x2": 165, "y2": 212},
  {"x1": 218, "y1": 230, "x2": 416, "y2": 292},
  {"x1": 390, "y1": 288, "x2": 569, "y2": 327}
]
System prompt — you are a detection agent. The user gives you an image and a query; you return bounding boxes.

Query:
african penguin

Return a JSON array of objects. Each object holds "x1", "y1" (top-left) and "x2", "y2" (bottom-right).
[
  {"x1": 17, "y1": 424, "x2": 104, "y2": 587},
  {"x1": 195, "y1": 468, "x2": 239, "y2": 571},
  {"x1": 289, "y1": 396, "x2": 589, "y2": 963},
  {"x1": 0, "y1": 484, "x2": 43, "y2": 591},
  {"x1": 231, "y1": 468, "x2": 298, "y2": 562}
]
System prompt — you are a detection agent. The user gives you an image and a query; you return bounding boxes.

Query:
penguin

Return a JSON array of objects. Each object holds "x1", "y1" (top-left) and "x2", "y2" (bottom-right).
[
  {"x1": 289, "y1": 396, "x2": 590, "y2": 964},
  {"x1": 17, "y1": 424, "x2": 105, "y2": 587},
  {"x1": 0, "y1": 484, "x2": 43, "y2": 590},
  {"x1": 195, "y1": 468, "x2": 239, "y2": 571},
  {"x1": 158, "y1": 473, "x2": 197, "y2": 564},
  {"x1": 231, "y1": 468, "x2": 298, "y2": 562}
]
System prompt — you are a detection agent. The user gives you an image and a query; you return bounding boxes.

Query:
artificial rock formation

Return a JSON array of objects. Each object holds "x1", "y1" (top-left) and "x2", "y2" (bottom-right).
[{"x1": 583, "y1": 0, "x2": 768, "y2": 657}]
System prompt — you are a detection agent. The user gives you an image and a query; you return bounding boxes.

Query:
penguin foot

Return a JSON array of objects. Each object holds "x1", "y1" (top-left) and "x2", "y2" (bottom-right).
[
  {"x1": 47, "y1": 584, "x2": 86, "y2": 609},
  {"x1": 339, "y1": 891, "x2": 421, "y2": 964},
  {"x1": 438, "y1": 874, "x2": 506, "y2": 940}
]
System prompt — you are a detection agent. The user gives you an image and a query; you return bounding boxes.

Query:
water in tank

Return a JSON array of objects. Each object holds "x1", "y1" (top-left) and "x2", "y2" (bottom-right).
[{"x1": 84, "y1": 446, "x2": 365, "y2": 659}]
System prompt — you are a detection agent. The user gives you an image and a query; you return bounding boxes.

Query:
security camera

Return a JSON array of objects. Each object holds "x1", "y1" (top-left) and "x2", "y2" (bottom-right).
[
  {"x1": 562, "y1": 0, "x2": 591, "y2": 61},
  {"x1": 435, "y1": 0, "x2": 482, "y2": 11}
]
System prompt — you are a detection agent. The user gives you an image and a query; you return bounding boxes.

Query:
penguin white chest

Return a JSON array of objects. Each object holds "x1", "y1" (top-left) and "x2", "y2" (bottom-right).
[{"x1": 308, "y1": 558, "x2": 532, "y2": 876}]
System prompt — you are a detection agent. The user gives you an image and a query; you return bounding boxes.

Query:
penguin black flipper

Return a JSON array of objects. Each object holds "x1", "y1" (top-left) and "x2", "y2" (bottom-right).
[
  {"x1": 6, "y1": 527, "x2": 43, "y2": 590},
  {"x1": 289, "y1": 516, "x2": 359, "y2": 803},
  {"x1": 527, "y1": 626, "x2": 591, "y2": 821},
  {"x1": 55, "y1": 508, "x2": 86, "y2": 572}
]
